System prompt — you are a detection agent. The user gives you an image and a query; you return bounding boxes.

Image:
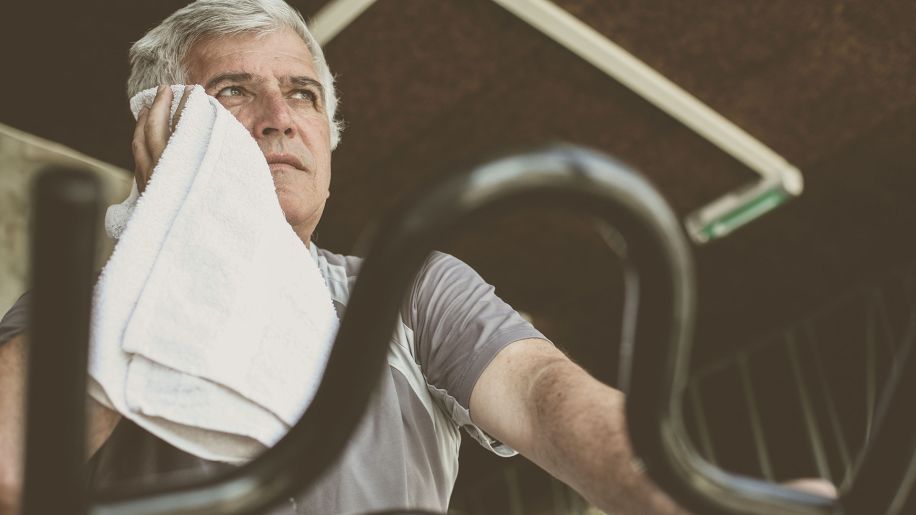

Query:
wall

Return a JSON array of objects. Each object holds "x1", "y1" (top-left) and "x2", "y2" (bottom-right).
[{"x1": 0, "y1": 122, "x2": 130, "y2": 316}]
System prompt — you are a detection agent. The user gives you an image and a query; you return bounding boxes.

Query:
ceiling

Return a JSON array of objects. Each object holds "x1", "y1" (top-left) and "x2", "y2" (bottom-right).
[{"x1": 2, "y1": 0, "x2": 915, "y2": 373}]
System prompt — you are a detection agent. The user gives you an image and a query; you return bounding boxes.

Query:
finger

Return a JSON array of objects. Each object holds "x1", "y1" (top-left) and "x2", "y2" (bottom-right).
[
  {"x1": 145, "y1": 85, "x2": 173, "y2": 159},
  {"x1": 134, "y1": 170, "x2": 148, "y2": 194},
  {"x1": 170, "y1": 85, "x2": 193, "y2": 133},
  {"x1": 783, "y1": 478, "x2": 838, "y2": 498},
  {"x1": 132, "y1": 108, "x2": 152, "y2": 193},
  {"x1": 132, "y1": 107, "x2": 150, "y2": 163}
]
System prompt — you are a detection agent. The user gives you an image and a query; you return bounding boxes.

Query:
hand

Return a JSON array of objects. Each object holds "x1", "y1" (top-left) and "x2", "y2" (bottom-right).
[
  {"x1": 131, "y1": 84, "x2": 192, "y2": 193},
  {"x1": 783, "y1": 477, "x2": 838, "y2": 498}
]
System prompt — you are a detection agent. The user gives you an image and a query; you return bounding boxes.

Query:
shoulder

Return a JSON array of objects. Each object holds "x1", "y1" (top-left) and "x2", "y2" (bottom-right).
[
  {"x1": 414, "y1": 252, "x2": 482, "y2": 289},
  {"x1": 316, "y1": 246, "x2": 474, "y2": 292}
]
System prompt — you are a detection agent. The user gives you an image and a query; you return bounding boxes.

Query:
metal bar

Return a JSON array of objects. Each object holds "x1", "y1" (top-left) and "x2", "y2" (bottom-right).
[
  {"x1": 840, "y1": 318, "x2": 916, "y2": 514},
  {"x1": 805, "y1": 325, "x2": 852, "y2": 478},
  {"x1": 568, "y1": 488, "x2": 586, "y2": 514},
  {"x1": 503, "y1": 466, "x2": 525, "y2": 515},
  {"x1": 887, "y1": 446, "x2": 916, "y2": 515},
  {"x1": 871, "y1": 290, "x2": 897, "y2": 355},
  {"x1": 22, "y1": 168, "x2": 101, "y2": 515},
  {"x1": 737, "y1": 353, "x2": 774, "y2": 480},
  {"x1": 550, "y1": 476, "x2": 568, "y2": 515},
  {"x1": 786, "y1": 334, "x2": 833, "y2": 482},
  {"x1": 864, "y1": 298, "x2": 878, "y2": 444},
  {"x1": 688, "y1": 381, "x2": 718, "y2": 466}
]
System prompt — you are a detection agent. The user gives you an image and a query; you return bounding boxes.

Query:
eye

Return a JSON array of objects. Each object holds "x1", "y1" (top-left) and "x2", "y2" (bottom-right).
[
  {"x1": 290, "y1": 89, "x2": 318, "y2": 103},
  {"x1": 216, "y1": 86, "x2": 244, "y2": 97}
]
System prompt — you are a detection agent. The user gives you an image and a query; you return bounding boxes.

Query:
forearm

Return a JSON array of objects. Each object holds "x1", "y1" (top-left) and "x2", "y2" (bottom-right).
[
  {"x1": 0, "y1": 334, "x2": 120, "y2": 514},
  {"x1": 0, "y1": 334, "x2": 28, "y2": 513},
  {"x1": 526, "y1": 360, "x2": 691, "y2": 514}
]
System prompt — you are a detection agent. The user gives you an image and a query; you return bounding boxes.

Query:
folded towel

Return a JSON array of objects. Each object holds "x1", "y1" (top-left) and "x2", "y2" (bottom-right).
[{"x1": 89, "y1": 85, "x2": 339, "y2": 463}]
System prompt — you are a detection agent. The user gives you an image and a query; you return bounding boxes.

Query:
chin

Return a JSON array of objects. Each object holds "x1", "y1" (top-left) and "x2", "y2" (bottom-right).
[
  {"x1": 276, "y1": 194, "x2": 303, "y2": 224},
  {"x1": 280, "y1": 206, "x2": 306, "y2": 227},
  {"x1": 275, "y1": 189, "x2": 325, "y2": 232}
]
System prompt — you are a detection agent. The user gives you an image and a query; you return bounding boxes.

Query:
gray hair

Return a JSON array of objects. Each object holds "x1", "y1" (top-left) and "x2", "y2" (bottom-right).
[{"x1": 127, "y1": 0, "x2": 342, "y2": 148}]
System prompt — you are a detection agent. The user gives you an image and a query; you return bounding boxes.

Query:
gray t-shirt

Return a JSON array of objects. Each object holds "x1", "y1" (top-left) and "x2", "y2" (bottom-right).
[{"x1": 0, "y1": 245, "x2": 547, "y2": 514}]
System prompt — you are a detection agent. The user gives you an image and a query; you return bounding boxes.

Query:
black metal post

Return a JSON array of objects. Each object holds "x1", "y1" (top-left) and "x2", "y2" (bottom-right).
[{"x1": 22, "y1": 168, "x2": 101, "y2": 515}]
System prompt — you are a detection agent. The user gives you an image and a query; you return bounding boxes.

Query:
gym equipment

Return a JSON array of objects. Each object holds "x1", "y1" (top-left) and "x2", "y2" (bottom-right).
[{"x1": 19, "y1": 147, "x2": 910, "y2": 513}]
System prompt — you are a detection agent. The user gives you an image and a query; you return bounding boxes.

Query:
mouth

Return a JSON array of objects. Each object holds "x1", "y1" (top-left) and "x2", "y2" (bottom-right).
[{"x1": 265, "y1": 153, "x2": 306, "y2": 172}]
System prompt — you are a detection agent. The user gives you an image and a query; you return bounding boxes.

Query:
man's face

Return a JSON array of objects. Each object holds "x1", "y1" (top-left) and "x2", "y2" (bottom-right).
[{"x1": 185, "y1": 28, "x2": 332, "y2": 242}]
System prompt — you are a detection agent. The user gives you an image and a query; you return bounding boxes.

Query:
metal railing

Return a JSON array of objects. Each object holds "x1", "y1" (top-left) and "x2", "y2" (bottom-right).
[{"x1": 672, "y1": 265, "x2": 916, "y2": 514}]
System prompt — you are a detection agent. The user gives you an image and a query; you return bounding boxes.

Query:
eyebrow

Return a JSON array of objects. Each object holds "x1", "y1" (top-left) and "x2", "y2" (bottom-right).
[
  {"x1": 204, "y1": 72, "x2": 255, "y2": 90},
  {"x1": 288, "y1": 76, "x2": 326, "y2": 104}
]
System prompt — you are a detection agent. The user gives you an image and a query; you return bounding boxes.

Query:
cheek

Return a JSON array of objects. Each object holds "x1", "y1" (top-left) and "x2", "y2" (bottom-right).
[
  {"x1": 212, "y1": 97, "x2": 256, "y2": 131},
  {"x1": 315, "y1": 152, "x2": 332, "y2": 192},
  {"x1": 297, "y1": 118, "x2": 332, "y2": 166},
  {"x1": 298, "y1": 111, "x2": 331, "y2": 142},
  {"x1": 226, "y1": 105, "x2": 254, "y2": 131}
]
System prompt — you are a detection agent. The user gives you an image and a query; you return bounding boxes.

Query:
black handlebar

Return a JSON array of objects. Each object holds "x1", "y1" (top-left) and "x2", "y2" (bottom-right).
[
  {"x1": 28, "y1": 146, "x2": 905, "y2": 514},
  {"x1": 24, "y1": 147, "x2": 701, "y2": 514}
]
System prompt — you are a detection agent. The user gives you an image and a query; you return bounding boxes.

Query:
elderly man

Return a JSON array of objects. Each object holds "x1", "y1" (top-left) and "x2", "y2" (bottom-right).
[{"x1": 0, "y1": 1, "x2": 831, "y2": 513}]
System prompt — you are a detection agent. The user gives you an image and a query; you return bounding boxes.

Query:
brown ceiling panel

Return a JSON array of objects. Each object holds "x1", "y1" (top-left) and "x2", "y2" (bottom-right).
[
  {"x1": 318, "y1": 0, "x2": 757, "y2": 253},
  {"x1": 2, "y1": 0, "x2": 914, "y2": 369},
  {"x1": 553, "y1": 0, "x2": 916, "y2": 166}
]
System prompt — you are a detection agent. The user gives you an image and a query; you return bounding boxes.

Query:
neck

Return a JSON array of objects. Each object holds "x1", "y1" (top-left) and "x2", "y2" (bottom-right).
[{"x1": 292, "y1": 224, "x2": 314, "y2": 248}]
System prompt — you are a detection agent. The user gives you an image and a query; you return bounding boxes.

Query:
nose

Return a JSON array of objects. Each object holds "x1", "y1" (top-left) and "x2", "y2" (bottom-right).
[{"x1": 251, "y1": 92, "x2": 295, "y2": 139}]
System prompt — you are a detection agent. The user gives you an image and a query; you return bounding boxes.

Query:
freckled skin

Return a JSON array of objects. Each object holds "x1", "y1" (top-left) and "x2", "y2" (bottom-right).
[{"x1": 185, "y1": 28, "x2": 333, "y2": 244}]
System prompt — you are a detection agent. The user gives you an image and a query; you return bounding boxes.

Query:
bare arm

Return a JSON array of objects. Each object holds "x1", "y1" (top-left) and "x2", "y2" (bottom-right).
[
  {"x1": 470, "y1": 338, "x2": 691, "y2": 514},
  {"x1": 0, "y1": 335, "x2": 121, "y2": 514},
  {"x1": 0, "y1": 334, "x2": 28, "y2": 514}
]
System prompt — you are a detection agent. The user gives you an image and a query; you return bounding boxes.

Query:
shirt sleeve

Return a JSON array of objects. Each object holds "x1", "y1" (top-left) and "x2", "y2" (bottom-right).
[
  {"x1": 403, "y1": 252, "x2": 550, "y2": 453},
  {"x1": 0, "y1": 291, "x2": 30, "y2": 346}
]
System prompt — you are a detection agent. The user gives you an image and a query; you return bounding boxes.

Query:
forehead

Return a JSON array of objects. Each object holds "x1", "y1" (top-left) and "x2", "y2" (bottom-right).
[{"x1": 185, "y1": 27, "x2": 317, "y2": 82}]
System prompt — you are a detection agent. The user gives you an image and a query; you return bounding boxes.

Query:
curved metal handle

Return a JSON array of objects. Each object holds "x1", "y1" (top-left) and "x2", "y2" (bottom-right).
[
  {"x1": 88, "y1": 144, "x2": 702, "y2": 514},
  {"x1": 24, "y1": 146, "x2": 727, "y2": 514}
]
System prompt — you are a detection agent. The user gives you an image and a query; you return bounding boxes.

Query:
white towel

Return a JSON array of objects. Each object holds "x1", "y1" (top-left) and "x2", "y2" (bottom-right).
[{"x1": 89, "y1": 85, "x2": 339, "y2": 463}]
